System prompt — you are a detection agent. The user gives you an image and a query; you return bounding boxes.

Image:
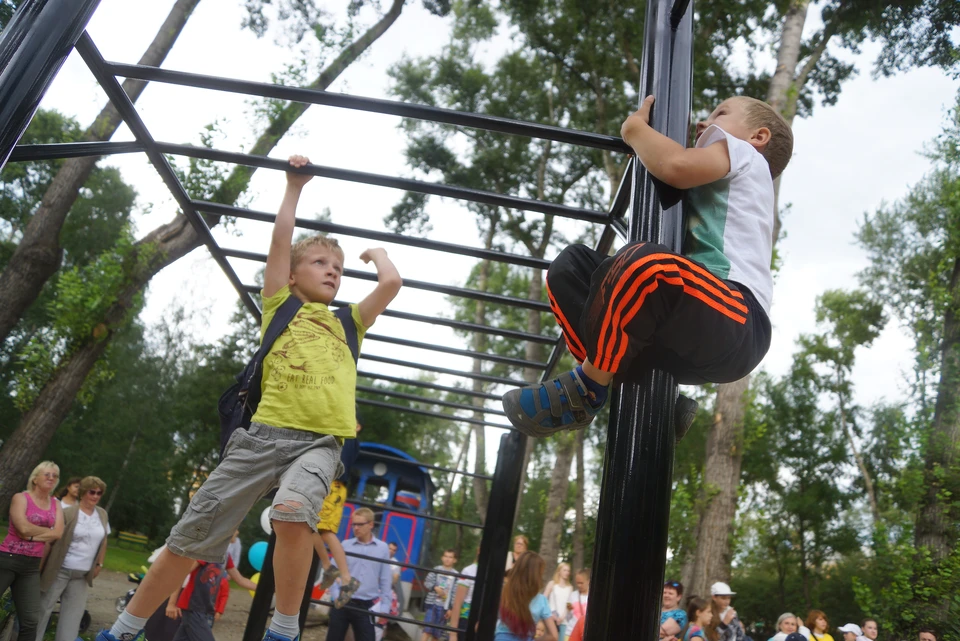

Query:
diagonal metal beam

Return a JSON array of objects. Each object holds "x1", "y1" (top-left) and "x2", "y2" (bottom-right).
[{"x1": 74, "y1": 32, "x2": 262, "y2": 321}]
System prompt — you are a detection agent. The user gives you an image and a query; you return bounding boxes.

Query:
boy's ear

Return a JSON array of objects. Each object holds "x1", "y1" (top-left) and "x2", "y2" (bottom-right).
[{"x1": 750, "y1": 126, "x2": 771, "y2": 150}]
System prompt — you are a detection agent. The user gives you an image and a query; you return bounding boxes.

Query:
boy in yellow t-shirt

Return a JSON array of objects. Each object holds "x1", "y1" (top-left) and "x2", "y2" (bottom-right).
[{"x1": 98, "y1": 155, "x2": 402, "y2": 641}]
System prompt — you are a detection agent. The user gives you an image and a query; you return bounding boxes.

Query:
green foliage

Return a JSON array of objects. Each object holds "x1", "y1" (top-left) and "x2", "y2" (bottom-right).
[
  {"x1": 852, "y1": 533, "x2": 960, "y2": 638},
  {"x1": 12, "y1": 231, "x2": 148, "y2": 411}
]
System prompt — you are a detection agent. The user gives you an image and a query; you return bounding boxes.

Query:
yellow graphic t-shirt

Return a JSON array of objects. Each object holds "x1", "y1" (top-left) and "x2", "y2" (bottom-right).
[{"x1": 251, "y1": 286, "x2": 368, "y2": 438}]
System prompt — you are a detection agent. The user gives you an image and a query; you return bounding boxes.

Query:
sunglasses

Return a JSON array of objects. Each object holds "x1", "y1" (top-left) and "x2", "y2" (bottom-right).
[
  {"x1": 86, "y1": 490, "x2": 103, "y2": 496},
  {"x1": 352, "y1": 520, "x2": 371, "y2": 527}
]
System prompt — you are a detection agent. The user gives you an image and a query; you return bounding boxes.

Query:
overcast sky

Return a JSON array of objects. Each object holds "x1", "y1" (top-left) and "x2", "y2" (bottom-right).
[{"x1": 35, "y1": 0, "x2": 960, "y2": 473}]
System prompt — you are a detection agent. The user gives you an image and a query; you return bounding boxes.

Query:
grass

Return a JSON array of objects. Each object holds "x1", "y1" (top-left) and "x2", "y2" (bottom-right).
[{"x1": 103, "y1": 540, "x2": 151, "y2": 575}]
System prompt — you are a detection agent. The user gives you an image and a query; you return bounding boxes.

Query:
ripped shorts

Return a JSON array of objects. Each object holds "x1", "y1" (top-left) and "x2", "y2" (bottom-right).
[{"x1": 166, "y1": 422, "x2": 342, "y2": 563}]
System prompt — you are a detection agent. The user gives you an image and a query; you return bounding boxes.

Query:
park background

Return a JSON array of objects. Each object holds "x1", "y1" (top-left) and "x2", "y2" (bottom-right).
[{"x1": 0, "y1": 0, "x2": 959, "y2": 637}]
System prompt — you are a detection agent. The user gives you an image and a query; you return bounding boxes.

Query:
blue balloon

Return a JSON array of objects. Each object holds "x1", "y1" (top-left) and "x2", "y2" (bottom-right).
[{"x1": 248, "y1": 540, "x2": 269, "y2": 572}]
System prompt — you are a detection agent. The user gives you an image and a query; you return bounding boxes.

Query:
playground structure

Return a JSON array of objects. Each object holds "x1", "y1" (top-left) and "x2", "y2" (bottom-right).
[{"x1": 0, "y1": 1, "x2": 694, "y2": 640}]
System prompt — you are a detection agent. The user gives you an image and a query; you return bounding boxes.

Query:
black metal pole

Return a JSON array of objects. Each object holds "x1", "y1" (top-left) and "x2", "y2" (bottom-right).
[
  {"x1": 0, "y1": 0, "x2": 101, "y2": 171},
  {"x1": 243, "y1": 531, "x2": 277, "y2": 641},
  {"x1": 467, "y1": 430, "x2": 527, "y2": 641},
  {"x1": 583, "y1": 2, "x2": 693, "y2": 641}
]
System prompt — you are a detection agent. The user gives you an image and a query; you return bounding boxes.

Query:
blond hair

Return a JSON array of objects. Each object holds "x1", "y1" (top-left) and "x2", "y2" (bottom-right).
[
  {"x1": 290, "y1": 235, "x2": 343, "y2": 271},
  {"x1": 552, "y1": 562, "x2": 571, "y2": 586},
  {"x1": 79, "y1": 476, "x2": 106, "y2": 496},
  {"x1": 736, "y1": 97, "x2": 794, "y2": 179},
  {"x1": 27, "y1": 461, "x2": 59, "y2": 492},
  {"x1": 353, "y1": 507, "x2": 375, "y2": 523}
]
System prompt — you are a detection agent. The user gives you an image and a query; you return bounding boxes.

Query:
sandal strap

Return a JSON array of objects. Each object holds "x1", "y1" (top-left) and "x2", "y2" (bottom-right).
[
  {"x1": 544, "y1": 379, "x2": 565, "y2": 418},
  {"x1": 559, "y1": 371, "x2": 588, "y2": 412}
]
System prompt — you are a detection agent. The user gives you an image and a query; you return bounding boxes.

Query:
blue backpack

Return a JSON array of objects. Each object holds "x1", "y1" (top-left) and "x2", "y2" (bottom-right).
[{"x1": 218, "y1": 299, "x2": 360, "y2": 459}]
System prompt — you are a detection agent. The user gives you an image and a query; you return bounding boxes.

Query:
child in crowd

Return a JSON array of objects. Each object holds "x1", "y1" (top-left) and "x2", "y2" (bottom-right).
[
  {"x1": 496, "y1": 552, "x2": 557, "y2": 641},
  {"x1": 98, "y1": 155, "x2": 402, "y2": 641},
  {"x1": 167, "y1": 558, "x2": 254, "y2": 641},
  {"x1": 448, "y1": 547, "x2": 479, "y2": 641},
  {"x1": 421, "y1": 549, "x2": 459, "y2": 641},
  {"x1": 660, "y1": 580, "x2": 687, "y2": 640},
  {"x1": 544, "y1": 563, "x2": 573, "y2": 641},
  {"x1": 312, "y1": 416, "x2": 364, "y2": 607},
  {"x1": 566, "y1": 569, "x2": 589, "y2": 633},
  {"x1": 502, "y1": 96, "x2": 793, "y2": 437},
  {"x1": 682, "y1": 597, "x2": 713, "y2": 641}
]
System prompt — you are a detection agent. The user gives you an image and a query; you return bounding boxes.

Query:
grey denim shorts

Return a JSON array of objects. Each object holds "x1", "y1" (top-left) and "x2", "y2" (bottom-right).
[{"x1": 166, "y1": 423, "x2": 342, "y2": 563}]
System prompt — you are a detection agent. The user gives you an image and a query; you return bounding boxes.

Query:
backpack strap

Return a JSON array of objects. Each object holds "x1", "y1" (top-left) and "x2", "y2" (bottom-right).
[
  {"x1": 255, "y1": 295, "x2": 304, "y2": 367},
  {"x1": 240, "y1": 295, "x2": 303, "y2": 402},
  {"x1": 334, "y1": 305, "x2": 360, "y2": 364}
]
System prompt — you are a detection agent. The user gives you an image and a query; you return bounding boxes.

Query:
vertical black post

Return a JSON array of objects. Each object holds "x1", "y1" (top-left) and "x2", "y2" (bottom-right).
[
  {"x1": 243, "y1": 531, "x2": 277, "y2": 641},
  {"x1": 467, "y1": 430, "x2": 526, "y2": 641},
  {"x1": 0, "y1": 0, "x2": 102, "y2": 171},
  {"x1": 583, "y1": 2, "x2": 693, "y2": 641}
]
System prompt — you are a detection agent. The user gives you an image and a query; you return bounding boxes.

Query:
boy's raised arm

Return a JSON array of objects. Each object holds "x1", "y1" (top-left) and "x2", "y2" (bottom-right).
[
  {"x1": 357, "y1": 248, "x2": 402, "y2": 327},
  {"x1": 620, "y1": 96, "x2": 730, "y2": 190},
  {"x1": 264, "y1": 155, "x2": 313, "y2": 298}
]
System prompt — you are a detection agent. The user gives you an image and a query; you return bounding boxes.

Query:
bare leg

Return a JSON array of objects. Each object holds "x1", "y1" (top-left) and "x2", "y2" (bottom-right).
[
  {"x1": 124, "y1": 548, "x2": 195, "y2": 618},
  {"x1": 311, "y1": 533, "x2": 331, "y2": 570},
  {"x1": 320, "y1": 531, "x2": 352, "y2": 582},
  {"x1": 271, "y1": 515, "x2": 314, "y2": 615},
  {"x1": 581, "y1": 359, "x2": 614, "y2": 386}
]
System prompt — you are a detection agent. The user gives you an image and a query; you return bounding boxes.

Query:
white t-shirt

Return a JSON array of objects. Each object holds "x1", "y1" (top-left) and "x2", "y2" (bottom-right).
[
  {"x1": 567, "y1": 590, "x2": 588, "y2": 625},
  {"x1": 457, "y1": 563, "x2": 478, "y2": 605},
  {"x1": 62, "y1": 509, "x2": 110, "y2": 571},
  {"x1": 226, "y1": 538, "x2": 242, "y2": 568},
  {"x1": 684, "y1": 124, "x2": 776, "y2": 314},
  {"x1": 548, "y1": 583, "x2": 574, "y2": 618}
]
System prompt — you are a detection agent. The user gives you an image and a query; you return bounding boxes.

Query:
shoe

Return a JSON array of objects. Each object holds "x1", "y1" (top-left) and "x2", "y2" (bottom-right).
[
  {"x1": 96, "y1": 630, "x2": 146, "y2": 641},
  {"x1": 675, "y1": 393, "x2": 698, "y2": 442},
  {"x1": 502, "y1": 369, "x2": 603, "y2": 437},
  {"x1": 334, "y1": 577, "x2": 361, "y2": 609},
  {"x1": 262, "y1": 630, "x2": 299, "y2": 641},
  {"x1": 319, "y1": 566, "x2": 340, "y2": 590}
]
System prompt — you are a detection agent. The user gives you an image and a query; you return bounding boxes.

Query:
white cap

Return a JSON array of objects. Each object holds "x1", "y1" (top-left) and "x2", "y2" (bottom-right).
[
  {"x1": 710, "y1": 581, "x2": 736, "y2": 596},
  {"x1": 838, "y1": 625, "x2": 862, "y2": 636}
]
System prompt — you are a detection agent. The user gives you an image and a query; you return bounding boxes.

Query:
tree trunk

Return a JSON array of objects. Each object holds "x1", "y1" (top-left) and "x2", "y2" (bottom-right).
[
  {"x1": 687, "y1": 376, "x2": 749, "y2": 599},
  {"x1": 539, "y1": 432, "x2": 575, "y2": 578},
  {"x1": 513, "y1": 266, "x2": 546, "y2": 528},
  {"x1": 104, "y1": 422, "x2": 143, "y2": 513},
  {"x1": 839, "y1": 405, "x2": 881, "y2": 524},
  {"x1": 0, "y1": 0, "x2": 202, "y2": 345},
  {"x1": 573, "y1": 429, "x2": 586, "y2": 572},
  {"x1": 470, "y1": 220, "x2": 499, "y2": 521},
  {"x1": 0, "y1": 338, "x2": 109, "y2": 505},
  {"x1": 916, "y1": 256, "x2": 960, "y2": 560},
  {"x1": 0, "y1": 0, "x2": 408, "y2": 515}
]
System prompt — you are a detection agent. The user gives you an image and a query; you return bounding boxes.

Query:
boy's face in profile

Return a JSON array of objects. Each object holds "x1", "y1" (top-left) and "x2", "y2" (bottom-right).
[
  {"x1": 289, "y1": 245, "x2": 343, "y2": 304},
  {"x1": 695, "y1": 98, "x2": 756, "y2": 145}
]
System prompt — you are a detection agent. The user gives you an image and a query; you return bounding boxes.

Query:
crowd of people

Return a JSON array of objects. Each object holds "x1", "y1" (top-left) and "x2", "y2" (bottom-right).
[{"x1": 0, "y1": 462, "x2": 110, "y2": 641}]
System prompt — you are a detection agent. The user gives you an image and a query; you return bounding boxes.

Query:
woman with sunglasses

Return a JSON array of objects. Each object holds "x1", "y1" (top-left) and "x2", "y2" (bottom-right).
[
  {"x1": 0, "y1": 461, "x2": 64, "y2": 641},
  {"x1": 35, "y1": 476, "x2": 110, "y2": 641}
]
